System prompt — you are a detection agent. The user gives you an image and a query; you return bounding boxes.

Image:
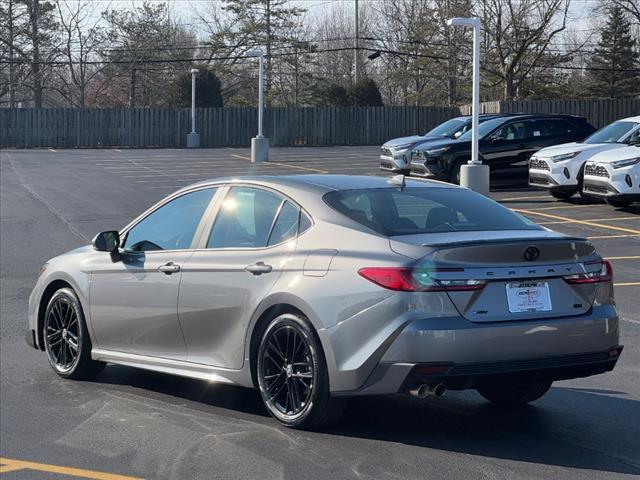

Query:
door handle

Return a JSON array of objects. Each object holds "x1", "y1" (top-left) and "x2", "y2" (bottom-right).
[
  {"x1": 245, "y1": 261, "x2": 273, "y2": 275},
  {"x1": 158, "y1": 262, "x2": 181, "y2": 274}
]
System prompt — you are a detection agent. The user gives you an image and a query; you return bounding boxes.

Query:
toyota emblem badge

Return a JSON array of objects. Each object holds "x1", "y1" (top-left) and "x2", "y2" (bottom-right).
[{"x1": 523, "y1": 246, "x2": 540, "y2": 261}]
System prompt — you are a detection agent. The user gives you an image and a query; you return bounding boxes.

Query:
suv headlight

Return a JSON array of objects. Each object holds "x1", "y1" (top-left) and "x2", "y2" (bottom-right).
[
  {"x1": 550, "y1": 152, "x2": 579, "y2": 162},
  {"x1": 425, "y1": 146, "x2": 450, "y2": 156},
  {"x1": 611, "y1": 157, "x2": 640, "y2": 169}
]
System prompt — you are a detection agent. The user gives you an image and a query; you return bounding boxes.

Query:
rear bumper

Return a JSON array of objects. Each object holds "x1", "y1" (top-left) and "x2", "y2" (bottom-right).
[
  {"x1": 401, "y1": 346, "x2": 622, "y2": 392},
  {"x1": 336, "y1": 304, "x2": 620, "y2": 395}
]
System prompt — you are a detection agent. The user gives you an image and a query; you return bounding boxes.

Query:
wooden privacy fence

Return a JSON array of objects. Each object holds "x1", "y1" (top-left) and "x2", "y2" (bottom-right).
[
  {"x1": 0, "y1": 106, "x2": 458, "y2": 149},
  {"x1": 460, "y1": 98, "x2": 640, "y2": 128}
]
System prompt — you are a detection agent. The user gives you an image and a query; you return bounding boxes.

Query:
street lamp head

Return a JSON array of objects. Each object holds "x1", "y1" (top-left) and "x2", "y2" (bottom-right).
[
  {"x1": 245, "y1": 49, "x2": 264, "y2": 58},
  {"x1": 447, "y1": 17, "x2": 480, "y2": 28},
  {"x1": 190, "y1": 68, "x2": 199, "y2": 74}
]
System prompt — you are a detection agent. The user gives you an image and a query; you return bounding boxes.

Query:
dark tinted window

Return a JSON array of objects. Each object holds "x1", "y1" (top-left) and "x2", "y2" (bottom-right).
[
  {"x1": 208, "y1": 187, "x2": 283, "y2": 248},
  {"x1": 123, "y1": 188, "x2": 215, "y2": 252},
  {"x1": 268, "y1": 201, "x2": 299, "y2": 246},
  {"x1": 324, "y1": 188, "x2": 540, "y2": 236},
  {"x1": 532, "y1": 119, "x2": 574, "y2": 138},
  {"x1": 492, "y1": 121, "x2": 527, "y2": 141}
]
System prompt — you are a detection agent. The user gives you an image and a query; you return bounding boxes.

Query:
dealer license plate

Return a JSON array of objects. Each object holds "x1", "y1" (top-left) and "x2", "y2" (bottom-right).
[{"x1": 506, "y1": 281, "x2": 552, "y2": 313}]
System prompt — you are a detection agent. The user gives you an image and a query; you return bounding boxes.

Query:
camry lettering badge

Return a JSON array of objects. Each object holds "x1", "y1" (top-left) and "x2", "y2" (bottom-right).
[{"x1": 523, "y1": 246, "x2": 540, "y2": 261}]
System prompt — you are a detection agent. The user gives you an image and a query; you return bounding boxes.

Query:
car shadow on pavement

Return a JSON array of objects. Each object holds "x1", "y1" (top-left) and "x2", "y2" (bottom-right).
[{"x1": 95, "y1": 366, "x2": 640, "y2": 476}]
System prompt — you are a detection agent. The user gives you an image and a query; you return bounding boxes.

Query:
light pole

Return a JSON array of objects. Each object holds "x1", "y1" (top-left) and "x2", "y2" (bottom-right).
[
  {"x1": 447, "y1": 17, "x2": 489, "y2": 196},
  {"x1": 246, "y1": 49, "x2": 269, "y2": 162},
  {"x1": 186, "y1": 68, "x2": 200, "y2": 148}
]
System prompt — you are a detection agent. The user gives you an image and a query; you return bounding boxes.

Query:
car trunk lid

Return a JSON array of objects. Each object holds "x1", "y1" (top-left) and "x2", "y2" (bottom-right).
[{"x1": 389, "y1": 231, "x2": 602, "y2": 322}]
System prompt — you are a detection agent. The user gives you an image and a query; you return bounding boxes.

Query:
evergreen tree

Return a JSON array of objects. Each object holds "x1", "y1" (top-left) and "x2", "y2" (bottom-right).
[
  {"x1": 170, "y1": 67, "x2": 223, "y2": 108},
  {"x1": 349, "y1": 79, "x2": 383, "y2": 106},
  {"x1": 588, "y1": 4, "x2": 640, "y2": 98},
  {"x1": 219, "y1": 0, "x2": 305, "y2": 102}
]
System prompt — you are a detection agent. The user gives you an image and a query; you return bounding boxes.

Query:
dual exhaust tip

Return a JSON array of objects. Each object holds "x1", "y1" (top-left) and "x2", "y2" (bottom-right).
[{"x1": 409, "y1": 383, "x2": 446, "y2": 399}]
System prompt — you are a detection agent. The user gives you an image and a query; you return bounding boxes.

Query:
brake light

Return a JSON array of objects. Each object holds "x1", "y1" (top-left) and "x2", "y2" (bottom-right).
[
  {"x1": 357, "y1": 267, "x2": 486, "y2": 292},
  {"x1": 564, "y1": 260, "x2": 613, "y2": 284}
]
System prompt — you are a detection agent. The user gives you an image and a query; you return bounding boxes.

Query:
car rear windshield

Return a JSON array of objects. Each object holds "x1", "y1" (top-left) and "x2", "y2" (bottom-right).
[
  {"x1": 585, "y1": 121, "x2": 639, "y2": 144},
  {"x1": 324, "y1": 187, "x2": 541, "y2": 236}
]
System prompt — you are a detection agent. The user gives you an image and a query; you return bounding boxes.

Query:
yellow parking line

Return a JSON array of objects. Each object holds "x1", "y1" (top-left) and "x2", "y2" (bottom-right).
[
  {"x1": 514, "y1": 209, "x2": 640, "y2": 235},
  {"x1": 615, "y1": 282, "x2": 640, "y2": 287},
  {"x1": 500, "y1": 195, "x2": 553, "y2": 201},
  {"x1": 587, "y1": 234, "x2": 640, "y2": 239},
  {"x1": 230, "y1": 153, "x2": 328, "y2": 173},
  {"x1": 605, "y1": 256, "x2": 640, "y2": 261},
  {"x1": 539, "y1": 216, "x2": 639, "y2": 225},
  {"x1": 267, "y1": 161, "x2": 328, "y2": 173},
  {"x1": 0, "y1": 457, "x2": 141, "y2": 479},
  {"x1": 535, "y1": 204, "x2": 604, "y2": 211}
]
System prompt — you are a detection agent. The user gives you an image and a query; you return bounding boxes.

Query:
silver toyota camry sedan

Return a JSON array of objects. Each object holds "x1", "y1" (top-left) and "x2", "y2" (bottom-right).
[{"x1": 26, "y1": 175, "x2": 622, "y2": 428}]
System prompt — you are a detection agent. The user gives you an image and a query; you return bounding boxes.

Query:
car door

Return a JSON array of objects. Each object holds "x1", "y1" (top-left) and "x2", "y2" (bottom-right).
[
  {"x1": 89, "y1": 187, "x2": 218, "y2": 360},
  {"x1": 177, "y1": 185, "x2": 310, "y2": 369},
  {"x1": 481, "y1": 120, "x2": 535, "y2": 171}
]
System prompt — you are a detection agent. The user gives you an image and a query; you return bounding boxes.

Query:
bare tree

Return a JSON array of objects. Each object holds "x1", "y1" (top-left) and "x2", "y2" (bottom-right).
[
  {"x1": 479, "y1": 0, "x2": 572, "y2": 100},
  {"x1": 54, "y1": 0, "x2": 104, "y2": 107}
]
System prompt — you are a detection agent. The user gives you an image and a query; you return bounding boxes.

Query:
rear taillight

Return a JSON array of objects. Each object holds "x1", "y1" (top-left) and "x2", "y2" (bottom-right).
[
  {"x1": 564, "y1": 260, "x2": 613, "y2": 284},
  {"x1": 357, "y1": 267, "x2": 486, "y2": 292}
]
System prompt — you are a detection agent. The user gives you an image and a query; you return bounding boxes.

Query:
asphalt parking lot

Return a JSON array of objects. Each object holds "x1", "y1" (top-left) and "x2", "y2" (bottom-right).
[{"x1": 1, "y1": 147, "x2": 639, "y2": 480}]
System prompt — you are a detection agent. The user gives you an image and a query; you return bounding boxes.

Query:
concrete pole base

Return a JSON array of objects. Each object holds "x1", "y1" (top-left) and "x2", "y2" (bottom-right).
[
  {"x1": 251, "y1": 137, "x2": 269, "y2": 163},
  {"x1": 186, "y1": 133, "x2": 200, "y2": 148},
  {"x1": 460, "y1": 163, "x2": 490, "y2": 196}
]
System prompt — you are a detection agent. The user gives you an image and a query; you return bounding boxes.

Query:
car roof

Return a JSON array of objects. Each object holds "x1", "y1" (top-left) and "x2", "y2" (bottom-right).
[
  {"x1": 182, "y1": 174, "x2": 456, "y2": 194},
  {"x1": 617, "y1": 115, "x2": 640, "y2": 123}
]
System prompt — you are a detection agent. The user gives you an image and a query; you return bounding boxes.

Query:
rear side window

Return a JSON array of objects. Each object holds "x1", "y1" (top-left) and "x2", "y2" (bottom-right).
[
  {"x1": 268, "y1": 201, "x2": 299, "y2": 246},
  {"x1": 324, "y1": 188, "x2": 540, "y2": 236},
  {"x1": 208, "y1": 187, "x2": 282, "y2": 248},
  {"x1": 532, "y1": 119, "x2": 574, "y2": 138}
]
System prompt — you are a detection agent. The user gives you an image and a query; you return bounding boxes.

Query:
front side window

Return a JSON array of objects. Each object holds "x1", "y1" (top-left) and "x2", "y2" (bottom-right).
[
  {"x1": 324, "y1": 187, "x2": 540, "y2": 236},
  {"x1": 123, "y1": 188, "x2": 216, "y2": 252},
  {"x1": 492, "y1": 121, "x2": 526, "y2": 141}
]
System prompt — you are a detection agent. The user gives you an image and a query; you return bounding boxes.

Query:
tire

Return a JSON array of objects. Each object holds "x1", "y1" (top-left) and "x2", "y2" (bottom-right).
[
  {"x1": 550, "y1": 190, "x2": 574, "y2": 200},
  {"x1": 256, "y1": 313, "x2": 347, "y2": 428},
  {"x1": 43, "y1": 288, "x2": 105, "y2": 380},
  {"x1": 607, "y1": 198, "x2": 633, "y2": 208},
  {"x1": 477, "y1": 381, "x2": 552, "y2": 405},
  {"x1": 449, "y1": 160, "x2": 464, "y2": 185}
]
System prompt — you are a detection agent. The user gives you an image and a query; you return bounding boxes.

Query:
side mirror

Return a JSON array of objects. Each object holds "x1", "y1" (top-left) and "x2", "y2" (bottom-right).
[
  {"x1": 92, "y1": 231, "x2": 120, "y2": 253},
  {"x1": 628, "y1": 136, "x2": 640, "y2": 146}
]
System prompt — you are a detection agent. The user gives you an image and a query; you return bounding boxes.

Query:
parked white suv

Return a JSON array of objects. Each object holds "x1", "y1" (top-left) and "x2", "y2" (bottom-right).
[
  {"x1": 583, "y1": 145, "x2": 640, "y2": 207},
  {"x1": 528, "y1": 116, "x2": 640, "y2": 199}
]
